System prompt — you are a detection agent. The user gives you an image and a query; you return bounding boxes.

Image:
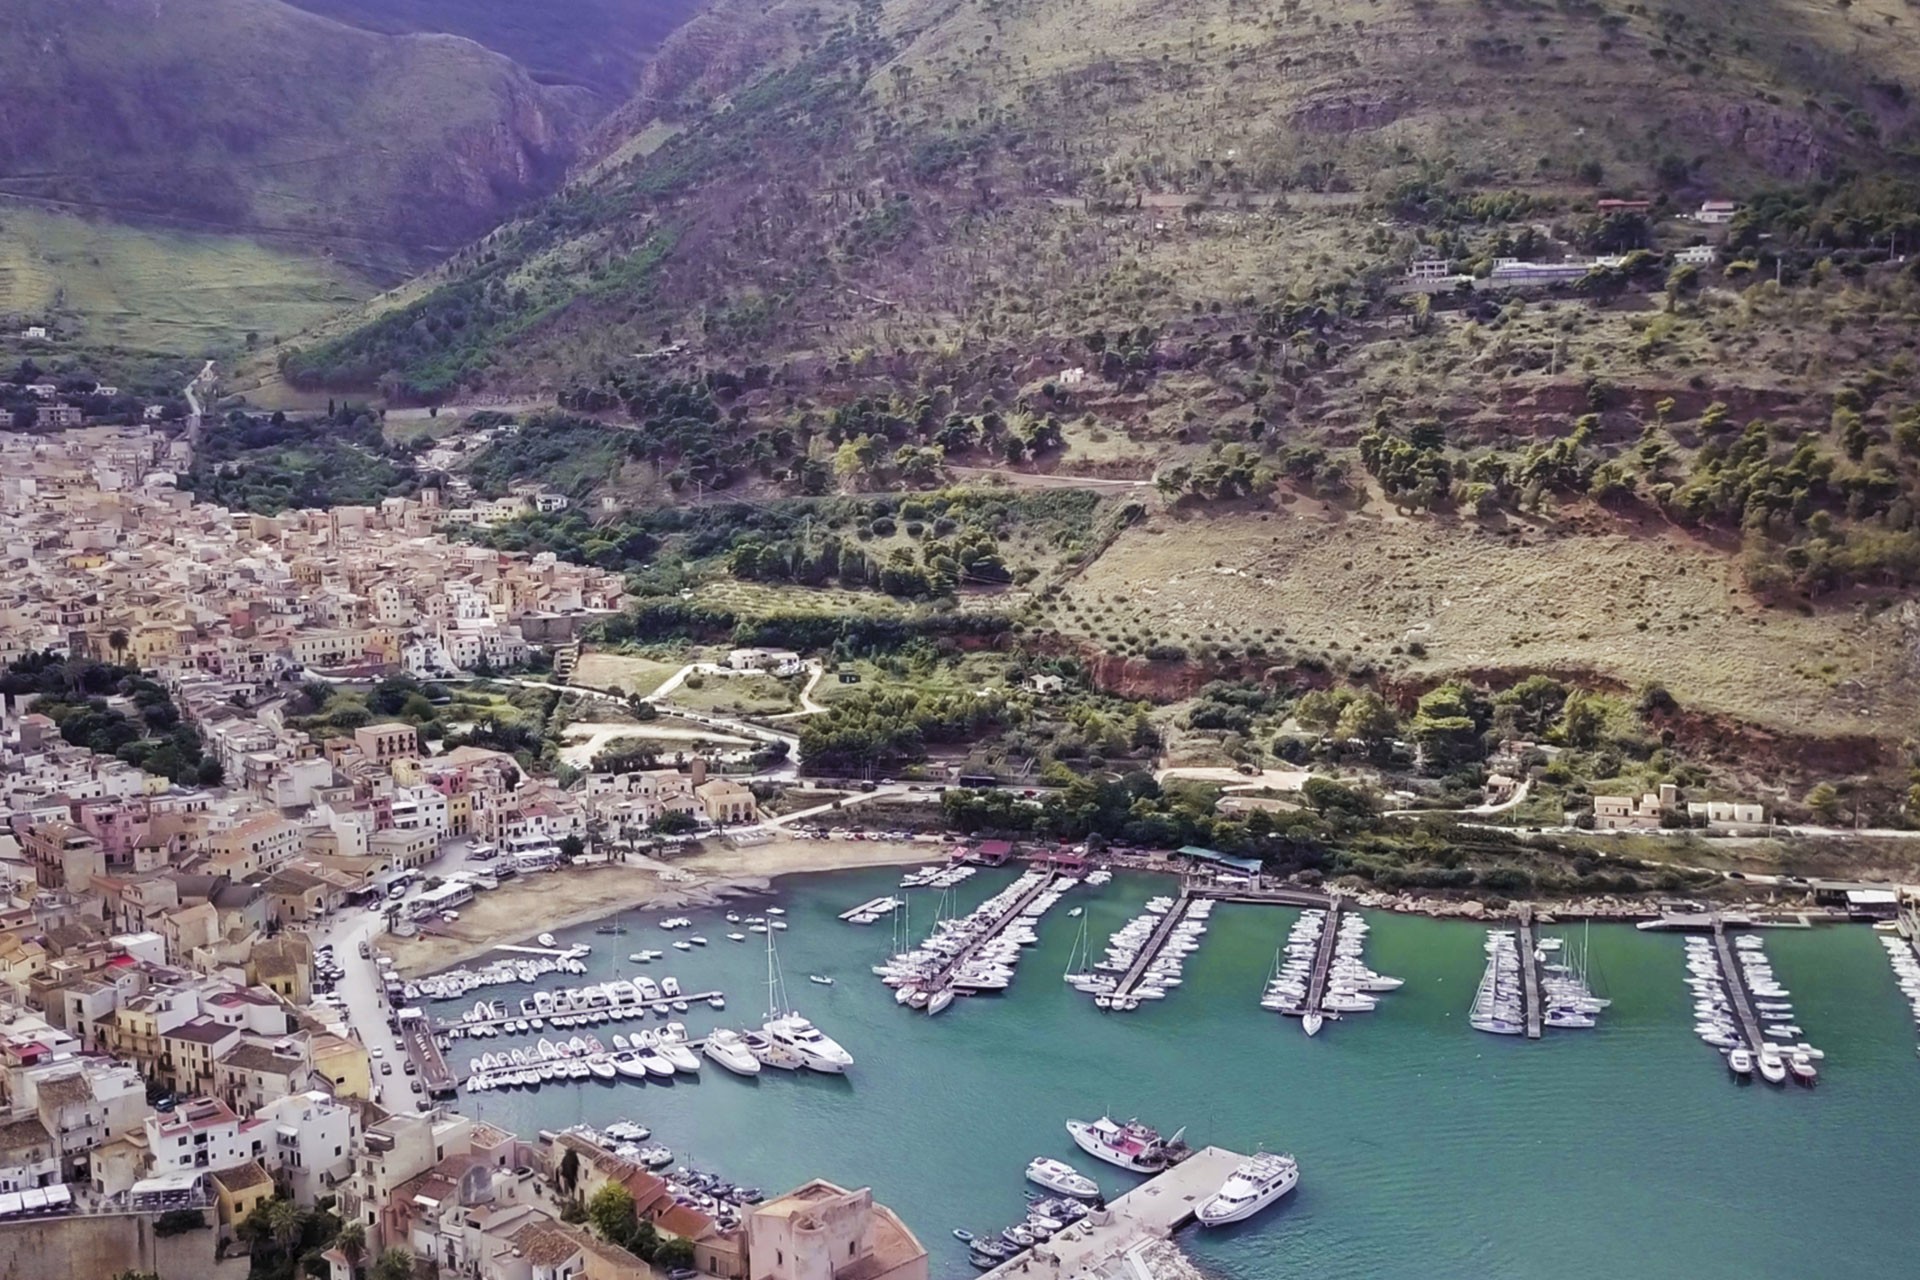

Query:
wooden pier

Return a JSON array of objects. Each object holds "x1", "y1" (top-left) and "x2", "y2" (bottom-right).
[
  {"x1": 839, "y1": 896, "x2": 902, "y2": 923},
  {"x1": 1289, "y1": 897, "x2": 1345, "y2": 1022},
  {"x1": 1712, "y1": 917, "x2": 1766, "y2": 1053},
  {"x1": 925, "y1": 870, "x2": 1059, "y2": 994},
  {"x1": 1517, "y1": 906, "x2": 1543, "y2": 1040},
  {"x1": 976, "y1": 1146, "x2": 1250, "y2": 1280},
  {"x1": 434, "y1": 992, "x2": 727, "y2": 1035},
  {"x1": 1112, "y1": 883, "x2": 1196, "y2": 1001}
]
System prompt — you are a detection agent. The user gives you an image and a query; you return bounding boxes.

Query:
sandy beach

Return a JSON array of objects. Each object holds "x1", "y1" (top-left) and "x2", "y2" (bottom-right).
[{"x1": 383, "y1": 837, "x2": 935, "y2": 976}]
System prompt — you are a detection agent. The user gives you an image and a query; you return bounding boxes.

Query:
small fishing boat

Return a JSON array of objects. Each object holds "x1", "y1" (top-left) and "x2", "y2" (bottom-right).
[{"x1": 809, "y1": 975, "x2": 834, "y2": 986}]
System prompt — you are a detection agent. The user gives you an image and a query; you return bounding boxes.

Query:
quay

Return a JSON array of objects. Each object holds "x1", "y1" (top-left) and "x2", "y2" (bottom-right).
[
  {"x1": 927, "y1": 871, "x2": 1060, "y2": 994},
  {"x1": 1284, "y1": 896, "x2": 1345, "y2": 1023},
  {"x1": 1711, "y1": 917, "x2": 1765, "y2": 1054},
  {"x1": 977, "y1": 1146, "x2": 1248, "y2": 1280},
  {"x1": 1517, "y1": 906, "x2": 1542, "y2": 1040},
  {"x1": 399, "y1": 1010, "x2": 458, "y2": 1096},
  {"x1": 432, "y1": 992, "x2": 727, "y2": 1034},
  {"x1": 1195, "y1": 884, "x2": 1335, "y2": 909},
  {"x1": 1112, "y1": 882, "x2": 1196, "y2": 1002}
]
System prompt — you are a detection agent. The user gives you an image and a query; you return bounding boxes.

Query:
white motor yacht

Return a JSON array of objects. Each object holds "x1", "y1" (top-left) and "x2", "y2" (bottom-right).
[
  {"x1": 703, "y1": 1029, "x2": 764, "y2": 1076},
  {"x1": 764, "y1": 1013, "x2": 854, "y2": 1072},
  {"x1": 1025, "y1": 1157, "x2": 1100, "y2": 1200},
  {"x1": 1196, "y1": 1152, "x2": 1300, "y2": 1226}
]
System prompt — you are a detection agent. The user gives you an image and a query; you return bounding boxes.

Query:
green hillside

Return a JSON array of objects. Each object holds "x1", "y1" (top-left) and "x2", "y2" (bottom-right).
[{"x1": 0, "y1": 0, "x2": 598, "y2": 253}]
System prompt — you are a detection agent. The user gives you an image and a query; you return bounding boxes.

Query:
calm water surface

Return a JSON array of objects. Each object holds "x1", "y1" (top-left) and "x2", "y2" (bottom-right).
[{"x1": 432, "y1": 868, "x2": 1920, "y2": 1279}]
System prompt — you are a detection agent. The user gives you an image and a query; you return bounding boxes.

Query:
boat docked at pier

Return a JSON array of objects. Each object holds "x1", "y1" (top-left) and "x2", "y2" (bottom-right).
[
  {"x1": 1065, "y1": 1116, "x2": 1189, "y2": 1173},
  {"x1": 1196, "y1": 1151, "x2": 1301, "y2": 1226},
  {"x1": 1025, "y1": 1157, "x2": 1100, "y2": 1199}
]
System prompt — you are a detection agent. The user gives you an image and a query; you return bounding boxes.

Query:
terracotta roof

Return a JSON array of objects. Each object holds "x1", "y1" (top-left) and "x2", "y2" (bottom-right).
[
  {"x1": 511, "y1": 1220, "x2": 585, "y2": 1268},
  {"x1": 212, "y1": 1160, "x2": 273, "y2": 1192}
]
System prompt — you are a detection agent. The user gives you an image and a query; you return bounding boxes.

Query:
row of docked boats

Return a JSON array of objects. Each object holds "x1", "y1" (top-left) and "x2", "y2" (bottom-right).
[
  {"x1": 1879, "y1": 934, "x2": 1920, "y2": 1045},
  {"x1": 902, "y1": 863, "x2": 978, "y2": 889},
  {"x1": 401, "y1": 949, "x2": 590, "y2": 1001},
  {"x1": 1536, "y1": 932, "x2": 1609, "y2": 1030},
  {"x1": 1064, "y1": 894, "x2": 1214, "y2": 1010},
  {"x1": 1260, "y1": 908, "x2": 1401, "y2": 1033},
  {"x1": 447, "y1": 977, "x2": 716, "y2": 1038},
  {"x1": 565, "y1": 1123, "x2": 765, "y2": 1229},
  {"x1": 1470, "y1": 929, "x2": 1525, "y2": 1035},
  {"x1": 958, "y1": 1188, "x2": 1096, "y2": 1269},
  {"x1": 464, "y1": 1025, "x2": 704, "y2": 1090},
  {"x1": 875, "y1": 871, "x2": 1079, "y2": 1013},
  {"x1": 1684, "y1": 935, "x2": 1819, "y2": 1085}
]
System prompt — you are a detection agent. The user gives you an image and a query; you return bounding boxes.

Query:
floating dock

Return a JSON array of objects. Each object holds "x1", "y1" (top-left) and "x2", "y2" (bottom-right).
[
  {"x1": 976, "y1": 1146, "x2": 1248, "y2": 1280},
  {"x1": 1517, "y1": 906, "x2": 1543, "y2": 1040},
  {"x1": 1112, "y1": 883, "x2": 1196, "y2": 1002},
  {"x1": 1712, "y1": 917, "x2": 1765, "y2": 1054},
  {"x1": 492, "y1": 943, "x2": 595, "y2": 960}
]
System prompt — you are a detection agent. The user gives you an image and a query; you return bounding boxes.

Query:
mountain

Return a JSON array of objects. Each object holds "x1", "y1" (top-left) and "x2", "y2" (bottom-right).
[
  {"x1": 0, "y1": 0, "x2": 601, "y2": 253},
  {"x1": 271, "y1": 0, "x2": 1920, "y2": 748},
  {"x1": 283, "y1": 0, "x2": 709, "y2": 97},
  {"x1": 281, "y1": 0, "x2": 1920, "y2": 392}
]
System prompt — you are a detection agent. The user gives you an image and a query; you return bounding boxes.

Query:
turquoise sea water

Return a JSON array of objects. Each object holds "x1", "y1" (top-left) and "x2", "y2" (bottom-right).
[{"x1": 432, "y1": 868, "x2": 1920, "y2": 1279}]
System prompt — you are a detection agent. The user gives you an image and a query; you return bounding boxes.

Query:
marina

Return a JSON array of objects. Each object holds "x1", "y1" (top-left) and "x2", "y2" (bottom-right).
[
  {"x1": 841, "y1": 896, "x2": 905, "y2": 924},
  {"x1": 426, "y1": 865, "x2": 1920, "y2": 1279}
]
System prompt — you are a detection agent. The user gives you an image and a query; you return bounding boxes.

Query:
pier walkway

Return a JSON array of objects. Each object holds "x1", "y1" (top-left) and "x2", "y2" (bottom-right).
[
  {"x1": 1194, "y1": 884, "x2": 1335, "y2": 909},
  {"x1": 1517, "y1": 906, "x2": 1542, "y2": 1040},
  {"x1": 433, "y1": 992, "x2": 726, "y2": 1034},
  {"x1": 927, "y1": 870, "x2": 1059, "y2": 994},
  {"x1": 1712, "y1": 917, "x2": 1765, "y2": 1053},
  {"x1": 1113, "y1": 883, "x2": 1196, "y2": 1001},
  {"x1": 978, "y1": 1147, "x2": 1247, "y2": 1280},
  {"x1": 1289, "y1": 896, "x2": 1344, "y2": 1021}
]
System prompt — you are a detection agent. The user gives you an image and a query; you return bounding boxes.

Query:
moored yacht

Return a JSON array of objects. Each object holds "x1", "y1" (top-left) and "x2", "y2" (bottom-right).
[
  {"x1": 1025, "y1": 1157, "x2": 1100, "y2": 1200},
  {"x1": 763, "y1": 1013, "x2": 854, "y2": 1072},
  {"x1": 703, "y1": 1029, "x2": 764, "y2": 1076},
  {"x1": 1196, "y1": 1151, "x2": 1300, "y2": 1226}
]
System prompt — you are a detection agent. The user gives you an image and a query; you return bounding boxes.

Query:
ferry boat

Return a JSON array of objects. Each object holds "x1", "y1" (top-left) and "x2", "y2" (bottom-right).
[
  {"x1": 1196, "y1": 1151, "x2": 1300, "y2": 1226},
  {"x1": 1025, "y1": 1157, "x2": 1100, "y2": 1199},
  {"x1": 1064, "y1": 1116, "x2": 1188, "y2": 1173}
]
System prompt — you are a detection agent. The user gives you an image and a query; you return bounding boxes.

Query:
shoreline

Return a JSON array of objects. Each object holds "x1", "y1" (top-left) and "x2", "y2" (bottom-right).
[
  {"x1": 382, "y1": 837, "x2": 935, "y2": 977},
  {"x1": 381, "y1": 841, "x2": 1847, "y2": 979}
]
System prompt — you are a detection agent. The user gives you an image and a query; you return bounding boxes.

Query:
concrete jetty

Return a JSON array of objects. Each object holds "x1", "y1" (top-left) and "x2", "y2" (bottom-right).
[
  {"x1": 926, "y1": 870, "x2": 1060, "y2": 995},
  {"x1": 1712, "y1": 917, "x2": 1766, "y2": 1053},
  {"x1": 398, "y1": 1011, "x2": 458, "y2": 1097},
  {"x1": 977, "y1": 1146, "x2": 1250, "y2": 1280},
  {"x1": 1112, "y1": 883, "x2": 1196, "y2": 1002},
  {"x1": 1517, "y1": 906, "x2": 1543, "y2": 1040},
  {"x1": 1293, "y1": 896, "x2": 1345, "y2": 1023}
]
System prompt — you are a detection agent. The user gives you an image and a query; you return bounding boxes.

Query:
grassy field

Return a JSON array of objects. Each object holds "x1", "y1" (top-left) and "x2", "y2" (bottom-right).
[
  {"x1": 0, "y1": 205, "x2": 379, "y2": 354},
  {"x1": 569, "y1": 652, "x2": 691, "y2": 698},
  {"x1": 1043, "y1": 490, "x2": 1915, "y2": 737},
  {"x1": 669, "y1": 673, "x2": 799, "y2": 716}
]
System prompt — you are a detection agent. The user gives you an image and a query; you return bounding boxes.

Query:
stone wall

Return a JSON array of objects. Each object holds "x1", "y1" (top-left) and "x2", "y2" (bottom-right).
[{"x1": 0, "y1": 1210, "x2": 243, "y2": 1280}]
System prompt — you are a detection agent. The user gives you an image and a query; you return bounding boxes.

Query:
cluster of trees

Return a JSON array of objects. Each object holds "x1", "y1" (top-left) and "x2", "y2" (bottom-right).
[
  {"x1": 1358, "y1": 417, "x2": 1453, "y2": 509},
  {"x1": 584, "y1": 1183, "x2": 697, "y2": 1270},
  {"x1": 187, "y1": 407, "x2": 419, "y2": 514},
  {"x1": 1155, "y1": 443, "x2": 1275, "y2": 501},
  {"x1": 2, "y1": 653, "x2": 218, "y2": 785},
  {"x1": 597, "y1": 597, "x2": 1015, "y2": 656},
  {"x1": 798, "y1": 688, "x2": 1007, "y2": 772},
  {"x1": 236, "y1": 1198, "x2": 390, "y2": 1280}
]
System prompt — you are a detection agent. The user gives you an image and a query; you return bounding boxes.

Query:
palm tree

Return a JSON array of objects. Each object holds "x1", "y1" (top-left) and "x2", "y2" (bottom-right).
[
  {"x1": 335, "y1": 1221, "x2": 367, "y2": 1279},
  {"x1": 107, "y1": 629, "x2": 129, "y2": 665}
]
